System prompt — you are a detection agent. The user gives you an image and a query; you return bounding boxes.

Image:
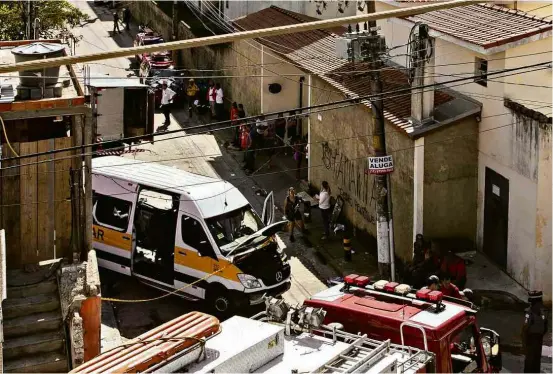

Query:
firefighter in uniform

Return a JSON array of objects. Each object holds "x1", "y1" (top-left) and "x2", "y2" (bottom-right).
[{"x1": 522, "y1": 290, "x2": 547, "y2": 373}]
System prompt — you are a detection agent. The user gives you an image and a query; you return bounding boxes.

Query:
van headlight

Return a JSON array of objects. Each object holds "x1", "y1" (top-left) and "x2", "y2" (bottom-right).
[{"x1": 237, "y1": 274, "x2": 262, "y2": 289}]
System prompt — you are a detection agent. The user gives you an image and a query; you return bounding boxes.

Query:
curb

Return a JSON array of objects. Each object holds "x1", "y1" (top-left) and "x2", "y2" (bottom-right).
[{"x1": 472, "y1": 289, "x2": 528, "y2": 309}]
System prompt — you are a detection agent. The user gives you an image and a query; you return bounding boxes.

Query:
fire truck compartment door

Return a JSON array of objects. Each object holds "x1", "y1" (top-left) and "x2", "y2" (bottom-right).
[{"x1": 97, "y1": 87, "x2": 124, "y2": 141}]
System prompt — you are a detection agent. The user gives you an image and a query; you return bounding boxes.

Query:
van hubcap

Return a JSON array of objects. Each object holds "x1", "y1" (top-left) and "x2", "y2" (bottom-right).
[{"x1": 215, "y1": 297, "x2": 229, "y2": 312}]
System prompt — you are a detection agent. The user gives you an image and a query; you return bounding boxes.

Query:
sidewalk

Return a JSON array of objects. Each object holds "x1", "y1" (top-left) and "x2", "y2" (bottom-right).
[{"x1": 210, "y1": 124, "x2": 380, "y2": 279}]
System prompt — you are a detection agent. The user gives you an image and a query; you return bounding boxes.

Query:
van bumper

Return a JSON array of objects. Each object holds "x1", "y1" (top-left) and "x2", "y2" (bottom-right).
[{"x1": 248, "y1": 280, "x2": 292, "y2": 305}]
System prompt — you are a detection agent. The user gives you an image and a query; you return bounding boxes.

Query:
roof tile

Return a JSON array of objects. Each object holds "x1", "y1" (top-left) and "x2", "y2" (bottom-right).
[
  {"x1": 233, "y1": 6, "x2": 454, "y2": 133},
  {"x1": 402, "y1": 4, "x2": 552, "y2": 49}
]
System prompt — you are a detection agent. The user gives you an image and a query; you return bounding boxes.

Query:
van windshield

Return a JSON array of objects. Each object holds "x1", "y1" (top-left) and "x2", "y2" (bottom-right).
[{"x1": 205, "y1": 205, "x2": 263, "y2": 252}]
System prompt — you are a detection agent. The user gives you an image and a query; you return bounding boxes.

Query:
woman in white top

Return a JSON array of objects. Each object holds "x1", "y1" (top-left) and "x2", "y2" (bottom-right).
[{"x1": 316, "y1": 181, "x2": 332, "y2": 239}]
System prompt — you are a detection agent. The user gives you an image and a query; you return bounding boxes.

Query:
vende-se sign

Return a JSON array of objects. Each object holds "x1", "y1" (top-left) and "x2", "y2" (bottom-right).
[{"x1": 367, "y1": 155, "x2": 394, "y2": 174}]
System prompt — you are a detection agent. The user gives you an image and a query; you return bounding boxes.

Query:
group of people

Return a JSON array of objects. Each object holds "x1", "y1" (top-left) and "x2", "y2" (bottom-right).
[
  {"x1": 112, "y1": 7, "x2": 132, "y2": 34},
  {"x1": 231, "y1": 109, "x2": 306, "y2": 176},
  {"x1": 284, "y1": 181, "x2": 332, "y2": 243},
  {"x1": 183, "y1": 78, "x2": 224, "y2": 120},
  {"x1": 405, "y1": 234, "x2": 468, "y2": 294}
]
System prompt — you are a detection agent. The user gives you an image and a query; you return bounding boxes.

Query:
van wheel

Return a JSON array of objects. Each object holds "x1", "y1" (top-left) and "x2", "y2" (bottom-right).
[{"x1": 208, "y1": 285, "x2": 234, "y2": 315}]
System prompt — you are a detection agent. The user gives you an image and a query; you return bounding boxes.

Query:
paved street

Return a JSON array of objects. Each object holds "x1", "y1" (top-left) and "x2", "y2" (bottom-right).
[
  {"x1": 70, "y1": 3, "x2": 549, "y2": 372},
  {"x1": 72, "y1": 1, "x2": 331, "y2": 344}
]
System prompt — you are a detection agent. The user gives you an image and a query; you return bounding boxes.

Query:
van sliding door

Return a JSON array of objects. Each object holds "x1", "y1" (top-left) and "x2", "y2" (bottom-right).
[{"x1": 92, "y1": 174, "x2": 138, "y2": 276}]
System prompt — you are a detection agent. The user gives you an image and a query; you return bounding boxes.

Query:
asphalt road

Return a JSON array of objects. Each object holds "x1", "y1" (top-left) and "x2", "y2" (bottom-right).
[{"x1": 72, "y1": 0, "x2": 332, "y2": 343}]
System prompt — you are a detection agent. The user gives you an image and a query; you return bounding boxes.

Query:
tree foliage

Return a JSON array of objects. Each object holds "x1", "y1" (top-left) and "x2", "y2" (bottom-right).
[{"x1": 0, "y1": 1, "x2": 88, "y2": 40}]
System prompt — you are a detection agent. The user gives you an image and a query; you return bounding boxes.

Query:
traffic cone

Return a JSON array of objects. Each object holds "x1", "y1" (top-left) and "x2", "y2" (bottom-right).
[{"x1": 344, "y1": 235, "x2": 352, "y2": 262}]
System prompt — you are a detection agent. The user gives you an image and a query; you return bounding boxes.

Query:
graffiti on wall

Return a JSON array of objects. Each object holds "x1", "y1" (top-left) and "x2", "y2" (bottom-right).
[{"x1": 322, "y1": 143, "x2": 376, "y2": 224}]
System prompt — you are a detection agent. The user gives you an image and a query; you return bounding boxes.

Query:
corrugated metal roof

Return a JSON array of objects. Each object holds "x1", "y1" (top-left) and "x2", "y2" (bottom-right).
[
  {"x1": 402, "y1": 3, "x2": 552, "y2": 49},
  {"x1": 11, "y1": 42, "x2": 65, "y2": 55},
  {"x1": 234, "y1": 6, "x2": 455, "y2": 133},
  {"x1": 88, "y1": 77, "x2": 147, "y2": 88},
  {"x1": 0, "y1": 84, "x2": 15, "y2": 104}
]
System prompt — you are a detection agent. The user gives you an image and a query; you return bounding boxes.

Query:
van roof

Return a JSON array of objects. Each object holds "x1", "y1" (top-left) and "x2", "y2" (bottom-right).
[{"x1": 92, "y1": 156, "x2": 249, "y2": 218}]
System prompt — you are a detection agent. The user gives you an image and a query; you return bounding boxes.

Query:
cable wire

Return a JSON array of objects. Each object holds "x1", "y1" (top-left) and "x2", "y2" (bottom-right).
[{"x1": 1, "y1": 62, "x2": 549, "y2": 165}]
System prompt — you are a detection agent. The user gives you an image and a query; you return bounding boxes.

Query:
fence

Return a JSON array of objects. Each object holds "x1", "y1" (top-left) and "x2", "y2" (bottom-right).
[{"x1": 0, "y1": 138, "x2": 74, "y2": 269}]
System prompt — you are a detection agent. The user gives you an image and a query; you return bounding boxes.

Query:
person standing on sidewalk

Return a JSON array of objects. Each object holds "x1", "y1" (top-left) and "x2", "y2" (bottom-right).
[
  {"x1": 230, "y1": 102, "x2": 240, "y2": 147},
  {"x1": 315, "y1": 181, "x2": 331, "y2": 240},
  {"x1": 186, "y1": 78, "x2": 199, "y2": 118},
  {"x1": 207, "y1": 80, "x2": 216, "y2": 118},
  {"x1": 123, "y1": 8, "x2": 131, "y2": 31},
  {"x1": 215, "y1": 83, "x2": 224, "y2": 120},
  {"x1": 112, "y1": 11, "x2": 121, "y2": 34},
  {"x1": 160, "y1": 81, "x2": 176, "y2": 126},
  {"x1": 284, "y1": 187, "x2": 305, "y2": 243},
  {"x1": 522, "y1": 291, "x2": 547, "y2": 373}
]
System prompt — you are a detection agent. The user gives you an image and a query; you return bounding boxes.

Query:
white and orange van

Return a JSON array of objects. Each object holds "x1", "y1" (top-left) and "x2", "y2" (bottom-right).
[{"x1": 91, "y1": 156, "x2": 290, "y2": 313}]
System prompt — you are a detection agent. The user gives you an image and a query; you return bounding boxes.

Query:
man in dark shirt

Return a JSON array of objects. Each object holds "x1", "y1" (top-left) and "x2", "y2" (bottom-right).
[
  {"x1": 113, "y1": 11, "x2": 121, "y2": 34},
  {"x1": 522, "y1": 291, "x2": 548, "y2": 373}
]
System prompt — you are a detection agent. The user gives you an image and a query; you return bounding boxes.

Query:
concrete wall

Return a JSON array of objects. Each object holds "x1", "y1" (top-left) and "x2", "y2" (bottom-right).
[
  {"x1": 423, "y1": 118, "x2": 479, "y2": 241},
  {"x1": 223, "y1": 0, "x2": 356, "y2": 21},
  {"x1": 59, "y1": 251, "x2": 101, "y2": 365},
  {"x1": 374, "y1": 0, "x2": 552, "y2": 298},
  {"x1": 307, "y1": 76, "x2": 416, "y2": 261},
  {"x1": 536, "y1": 122, "x2": 552, "y2": 300},
  {"x1": 220, "y1": 39, "x2": 262, "y2": 115},
  {"x1": 261, "y1": 50, "x2": 308, "y2": 115}
]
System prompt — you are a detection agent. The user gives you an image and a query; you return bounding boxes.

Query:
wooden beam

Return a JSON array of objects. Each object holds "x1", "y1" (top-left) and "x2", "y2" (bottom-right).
[
  {"x1": 0, "y1": 106, "x2": 89, "y2": 121},
  {"x1": 0, "y1": 1, "x2": 478, "y2": 74}
]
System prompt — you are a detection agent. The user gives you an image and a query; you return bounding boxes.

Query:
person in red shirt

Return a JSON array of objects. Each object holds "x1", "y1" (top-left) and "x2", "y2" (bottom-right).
[
  {"x1": 440, "y1": 273, "x2": 462, "y2": 299},
  {"x1": 440, "y1": 251, "x2": 467, "y2": 289},
  {"x1": 230, "y1": 102, "x2": 239, "y2": 147}
]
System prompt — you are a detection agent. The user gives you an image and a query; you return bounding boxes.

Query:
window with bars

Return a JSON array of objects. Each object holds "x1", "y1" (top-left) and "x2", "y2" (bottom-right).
[{"x1": 475, "y1": 57, "x2": 488, "y2": 87}]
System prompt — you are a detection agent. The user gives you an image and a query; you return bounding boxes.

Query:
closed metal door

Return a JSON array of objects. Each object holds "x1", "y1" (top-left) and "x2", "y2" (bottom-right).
[{"x1": 483, "y1": 167, "x2": 509, "y2": 269}]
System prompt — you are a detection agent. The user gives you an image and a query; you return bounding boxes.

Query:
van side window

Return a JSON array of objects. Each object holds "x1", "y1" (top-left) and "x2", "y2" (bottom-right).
[
  {"x1": 181, "y1": 215, "x2": 216, "y2": 258},
  {"x1": 93, "y1": 192, "x2": 132, "y2": 232}
]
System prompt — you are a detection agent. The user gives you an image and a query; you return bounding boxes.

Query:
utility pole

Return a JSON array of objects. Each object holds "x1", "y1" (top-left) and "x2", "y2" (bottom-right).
[
  {"x1": 26, "y1": 0, "x2": 32, "y2": 40},
  {"x1": 366, "y1": 17, "x2": 392, "y2": 280},
  {"x1": 338, "y1": 2, "x2": 394, "y2": 279},
  {"x1": 172, "y1": 1, "x2": 180, "y2": 67}
]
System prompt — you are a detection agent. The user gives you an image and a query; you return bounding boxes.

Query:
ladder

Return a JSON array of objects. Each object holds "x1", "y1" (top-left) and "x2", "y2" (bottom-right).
[{"x1": 313, "y1": 335, "x2": 393, "y2": 373}]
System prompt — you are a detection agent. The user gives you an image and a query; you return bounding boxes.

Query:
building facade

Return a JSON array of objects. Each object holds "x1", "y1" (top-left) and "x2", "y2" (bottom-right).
[
  {"x1": 222, "y1": 6, "x2": 482, "y2": 262},
  {"x1": 374, "y1": 0, "x2": 552, "y2": 299}
]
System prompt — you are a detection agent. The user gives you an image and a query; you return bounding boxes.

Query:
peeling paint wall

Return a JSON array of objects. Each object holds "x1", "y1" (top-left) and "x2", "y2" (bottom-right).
[
  {"x1": 535, "y1": 122, "x2": 552, "y2": 301},
  {"x1": 423, "y1": 118, "x2": 479, "y2": 241}
]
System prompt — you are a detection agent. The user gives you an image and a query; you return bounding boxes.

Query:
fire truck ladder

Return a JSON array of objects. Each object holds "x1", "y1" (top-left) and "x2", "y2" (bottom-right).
[{"x1": 313, "y1": 334, "x2": 393, "y2": 373}]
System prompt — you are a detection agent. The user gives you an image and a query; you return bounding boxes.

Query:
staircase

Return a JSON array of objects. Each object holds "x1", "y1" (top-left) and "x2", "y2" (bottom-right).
[{"x1": 2, "y1": 262, "x2": 69, "y2": 373}]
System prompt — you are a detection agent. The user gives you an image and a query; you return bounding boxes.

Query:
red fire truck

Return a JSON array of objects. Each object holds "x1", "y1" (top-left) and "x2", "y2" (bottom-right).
[{"x1": 304, "y1": 274, "x2": 502, "y2": 373}]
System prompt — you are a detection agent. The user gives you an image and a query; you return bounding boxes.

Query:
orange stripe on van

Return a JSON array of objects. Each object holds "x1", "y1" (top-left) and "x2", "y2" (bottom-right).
[
  {"x1": 92, "y1": 225, "x2": 132, "y2": 251},
  {"x1": 174, "y1": 247, "x2": 241, "y2": 282}
]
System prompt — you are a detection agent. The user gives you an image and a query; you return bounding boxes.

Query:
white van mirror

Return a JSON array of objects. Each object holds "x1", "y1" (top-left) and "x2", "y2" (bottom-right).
[{"x1": 261, "y1": 191, "x2": 275, "y2": 226}]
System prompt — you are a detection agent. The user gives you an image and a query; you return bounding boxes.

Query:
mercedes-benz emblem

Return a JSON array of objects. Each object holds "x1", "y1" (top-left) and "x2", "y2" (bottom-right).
[{"x1": 275, "y1": 271, "x2": 283, "y2": 282}]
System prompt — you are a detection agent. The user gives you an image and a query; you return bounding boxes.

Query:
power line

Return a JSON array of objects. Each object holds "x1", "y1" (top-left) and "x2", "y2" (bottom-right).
[
  {"x1": 2, "y1": 113, "x2": 549, "y2": 208},
  {"x1": 3, "y1": 92, "x2": 550, "y2": 177},
  {"x1": 0, "y1": 61, "x2": 548, "y2": 164}
]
